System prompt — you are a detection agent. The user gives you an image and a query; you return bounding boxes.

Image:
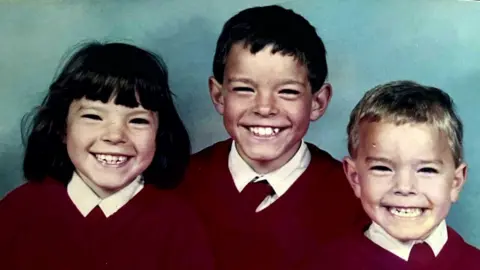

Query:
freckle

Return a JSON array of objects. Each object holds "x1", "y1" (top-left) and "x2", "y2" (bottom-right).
[{"x1": 372, "y1": 143, "x2": 376, "y2": 148}]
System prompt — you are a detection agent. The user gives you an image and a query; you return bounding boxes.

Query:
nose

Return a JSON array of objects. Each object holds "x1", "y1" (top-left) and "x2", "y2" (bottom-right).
[
  {"x1": 393, "y1": 170, "x2": 418, "y2": 196},
  {"x1": 253, "y1": 91, "x2": 278, "y2": 116},
  {"x1": 101, "y1": 120, "x2": 127, "y2": 144}
]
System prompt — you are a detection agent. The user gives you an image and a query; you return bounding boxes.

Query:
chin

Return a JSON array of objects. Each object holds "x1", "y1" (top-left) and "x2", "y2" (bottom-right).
[{"x1": 244, "y1": 149, "x2": 283, "y2": 162}]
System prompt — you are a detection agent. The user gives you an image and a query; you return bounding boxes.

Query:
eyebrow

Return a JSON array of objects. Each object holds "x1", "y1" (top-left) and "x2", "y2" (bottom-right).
[
  {"x1": 365, "y1": 156, "x2": 444, "y2": 165},
  {"x1": 77, "y1": 104, "x2": 152, "y2": 116},
  {"x1": 365, "y1": 156, "x2": 393, "y2": 165},
  {"x1": 226, "y1": 77, "x2": 256, "y2": 85},
  {"x1": 77, "y1": 104, "x2": 107, "y2": 113},
  {"x1": 415, "y1": 159, "x2": 444, "y2": 165},
  {"x1": 276, "y1": 79, "x2": 307, "y2": 87},
  {"x1": 226, "y1": 77, "x2": 306, "y2": 87}
]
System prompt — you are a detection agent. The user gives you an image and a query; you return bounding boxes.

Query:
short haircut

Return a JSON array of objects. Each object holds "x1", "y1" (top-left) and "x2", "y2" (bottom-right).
[
  {"x1": 347, "y1": 80, "x2": 463, "y2": 166},
  {"x1": 212, "y1": 5, "x2": 328, "y2": 92}
]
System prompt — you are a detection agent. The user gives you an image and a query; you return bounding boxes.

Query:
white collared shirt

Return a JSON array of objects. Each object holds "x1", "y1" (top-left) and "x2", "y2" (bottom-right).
[
  {"x1": 67, "y1": 172, "x2": 144, "y2": 218},
  {"x1": 365, "y1": 220, "x2": 448, "y2": 261},
  {"x1": 228, "y1": 140, "x2": 311, "y2": 212}
]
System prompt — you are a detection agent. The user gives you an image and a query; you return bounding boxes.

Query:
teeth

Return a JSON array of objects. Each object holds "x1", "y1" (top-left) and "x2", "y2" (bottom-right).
[
  {"x1": 95, "y1": 154, "x2": 128, "y2": 165},
  {"x1": 388, "y1": 207, "x2": 423, "y2": 218},
  {"x1": 249, "y1": 127, "x2": 281, "y2": 137}
]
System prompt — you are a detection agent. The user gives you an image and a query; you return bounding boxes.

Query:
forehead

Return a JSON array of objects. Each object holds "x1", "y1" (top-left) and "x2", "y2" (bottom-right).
[
  {"x1": 358, "y1": 121, "x2": 452, "y2": 161},
  {"x1": 224, "y1": 43, "x2": 308, "y2": 83}
]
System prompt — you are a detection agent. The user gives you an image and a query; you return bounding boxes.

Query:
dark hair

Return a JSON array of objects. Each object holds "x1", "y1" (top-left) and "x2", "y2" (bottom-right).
[
  {"x1": 21, "y1": 42, "x2": 191, "y2": 188},
  {"x1": 212, "y1": 5, "x2": 328, "y2": 92}
]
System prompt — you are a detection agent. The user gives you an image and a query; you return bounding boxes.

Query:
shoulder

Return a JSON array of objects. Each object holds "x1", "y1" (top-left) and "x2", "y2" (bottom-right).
[
  {"x1": 139, "y1": 186, "x2": 210, "y2": 238},
  {"x1": 2, "y1": 180, "x2": 48, "y2": 204},
  {"x1": 190, "y1": 138, "x2": 232, "y2": 165},
  {"x1": 304, "y1": 141, "x2": 348, "y2": 184},
  {"x1": 304, "y1": 142, "x2": 370, "y2": 227},
  {"x1": 306, "y1": 142, "x2": 342, "y2": 167},
  {"x1": 179, "y1": 138, "x2": 232, "y2": 190},
  {"x1": 139, "y1": 185, "x2": 201, "y2": 219},
  {"x1": 1, "y1": 178, "x2": 65, "y2": 212},
  {"x1": 0, "y1": 179, "x2": 59, "y2": 218},
  {"x1": 322, "y1": 228, "x2": 365, "y2": 252},
  {"x1": 298, "y1": 229, "x2": 366, "y2": 269},
  {"x1": 447, "y1": 226, "x2": 480, "y2": 258}
]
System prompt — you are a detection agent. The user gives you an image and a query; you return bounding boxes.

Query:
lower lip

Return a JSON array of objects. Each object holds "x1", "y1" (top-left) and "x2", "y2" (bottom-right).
[{"x1": 92, "y1": 154, "x2": 131, "y2": 168}]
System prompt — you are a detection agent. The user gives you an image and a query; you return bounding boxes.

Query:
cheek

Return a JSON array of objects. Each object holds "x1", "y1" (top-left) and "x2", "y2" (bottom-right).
[
  {"x1": 65, "y1": 130, "x2": 86, "y2": 151},
  {"x1": 361, "y1": 177, "x2": 390, "y2": 203},
  {"x1": 224, "y1": 98, "x2": 246, "y2": 116},
  {"x1": 222, "y1": 100, "x2": 249, "y2": 128},
  {"x1": 285, "y1": 101, "x2": 312, "y2": 125},
  {"x1": 65, "y1": 120, "x2": 91, "y2": 145},
  {"x1": 421, "y1": 180, "x2": 453, "y2": 205},
  {"x1": 134, "y1": 132, "x2": 157, "y2": 159}
]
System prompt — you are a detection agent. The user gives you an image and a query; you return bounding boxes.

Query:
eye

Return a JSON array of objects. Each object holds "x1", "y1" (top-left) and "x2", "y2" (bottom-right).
[
  {"x1": 232, "y1": 87, "x2": 254, "y2": 92},
  {"x1": 370, "y1": 165, "x2": 392, "y2": 172},
  {"x1": 418, "y1": 167, "x2": 438, "y2": 174},
  {"x1": 130, "y1": 118, "x2": 150, "y2": 125},
  {"x1": 279, "y1": 89, "x2": 300, "y2": 95},
  {"x1": 81, "y1": 114, "x2": 101, "y2": 120}
]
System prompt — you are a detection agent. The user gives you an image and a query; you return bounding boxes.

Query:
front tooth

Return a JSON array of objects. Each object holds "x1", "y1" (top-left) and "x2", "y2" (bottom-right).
[
  {"x1": 250, "y1": 127, "x2": 278, "y2": 136},
  {"x1": 95, "y1": 154, "x2": 128, "y2": 164},
  {"x1": 265, "y1": 127, "x2": 273, "y2": 135},
  {"x1": 389, "y1": 207, "x2": 422, "y2": 217}
]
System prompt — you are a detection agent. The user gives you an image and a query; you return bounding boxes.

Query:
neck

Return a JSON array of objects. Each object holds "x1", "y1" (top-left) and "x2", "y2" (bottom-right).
[{"x1": 237, "y1": 142, "x2": 301, "y2": 174}]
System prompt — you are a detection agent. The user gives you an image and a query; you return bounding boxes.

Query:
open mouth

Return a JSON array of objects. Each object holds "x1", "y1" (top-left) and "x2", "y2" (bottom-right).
[
  {"x1": 93, "y1": 153, "x2": 131, "y2": 167},
  {"x1": 246, "y1": 126, "x2": 286, "y2": 138},
  {"x1": 385, "y1": 206, "x2": 427, "y2": 218}
]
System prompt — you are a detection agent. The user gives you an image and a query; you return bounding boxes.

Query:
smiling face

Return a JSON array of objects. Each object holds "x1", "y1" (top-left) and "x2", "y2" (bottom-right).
[
  {"x1": 209, "y1": 43, "x2": 331, "y2": 174},
  {"x1": 65, "y1": 97, "x2": 158, "y2": 198},
  {"x1": 344, "y1": 121, "x2": 466, "y2": 241}
]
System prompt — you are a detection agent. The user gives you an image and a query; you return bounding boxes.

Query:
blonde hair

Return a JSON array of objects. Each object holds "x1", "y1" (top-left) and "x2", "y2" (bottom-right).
[{"x1": 347, "y1": 80, "x2": 463, "y2": 166}]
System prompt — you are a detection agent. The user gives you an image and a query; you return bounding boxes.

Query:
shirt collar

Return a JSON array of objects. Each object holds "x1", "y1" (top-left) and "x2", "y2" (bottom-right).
[
  {"x1": 67, "y1": 172, "x2": 144, "y2": 217},
  {"x1": 365, "y1": 220, "x2": 448, "y2": 260},
  {"x1": 228, "y1": 140, "x2": 310, "y2": 197}
]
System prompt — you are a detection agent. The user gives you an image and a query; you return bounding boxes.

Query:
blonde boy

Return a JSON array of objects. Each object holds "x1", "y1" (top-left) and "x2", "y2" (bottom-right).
[{"x1": 304, "y1": 80, "x2": 480, "y2": 270}]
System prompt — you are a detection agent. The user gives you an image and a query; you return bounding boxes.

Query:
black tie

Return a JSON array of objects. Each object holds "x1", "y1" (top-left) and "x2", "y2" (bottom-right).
[{"x1": 240, "y1": 177, "x2": 274, "y2": 212}]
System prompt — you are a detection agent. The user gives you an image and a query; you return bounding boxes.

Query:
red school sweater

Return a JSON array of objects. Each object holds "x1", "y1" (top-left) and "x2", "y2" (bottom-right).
[
  {"x1": 0, "y1": 178, "x2": 214, "y2": 270},
  {"x1": 177, "y1": 139, "x2": 369, "y2": 270},
  {"x1": 301, "y1": 225, "x2": 480, "y2": 270}
]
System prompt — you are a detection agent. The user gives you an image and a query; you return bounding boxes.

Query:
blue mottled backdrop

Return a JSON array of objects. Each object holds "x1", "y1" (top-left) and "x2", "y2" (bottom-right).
[{"x1": 1, "y1": 0, "x2": 479, "y2": 246}]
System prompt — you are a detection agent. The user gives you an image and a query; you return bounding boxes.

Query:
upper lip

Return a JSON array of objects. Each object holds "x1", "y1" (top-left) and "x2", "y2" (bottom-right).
[
  {"x1": 91, "y1": 152, "x2": 133, "y2": 157},
  {"x1": 243, "y1": 125, "x2": 288, "y2": 128},
  {"x1": 383, "y1": 205, "x2": 428, "y2": 209}
]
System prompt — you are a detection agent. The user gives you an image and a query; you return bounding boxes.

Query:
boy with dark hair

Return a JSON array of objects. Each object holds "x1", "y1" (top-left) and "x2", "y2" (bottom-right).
[{"x1": 178, "y1": 5, "x2": 367, "y2": 270}]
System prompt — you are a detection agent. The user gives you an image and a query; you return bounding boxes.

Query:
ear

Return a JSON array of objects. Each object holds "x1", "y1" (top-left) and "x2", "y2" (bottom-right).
[
  {"x1": 310, "y1": 83, "x2": 333, "y2": 121},
  {"x1": 208, "y1": 76, "x2": 225, "y2": 115},
  {"x1": 450, "y1": 162, "x2": 467, "y2": 203},
  {"x1": 343, "y1": 156, "x2": 362, "y2": 198}
]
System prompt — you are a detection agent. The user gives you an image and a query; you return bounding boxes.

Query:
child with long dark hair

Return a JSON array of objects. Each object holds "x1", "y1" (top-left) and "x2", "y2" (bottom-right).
[{"x1": 0, "y1": 42, "x2": 213, "y2": 270}]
